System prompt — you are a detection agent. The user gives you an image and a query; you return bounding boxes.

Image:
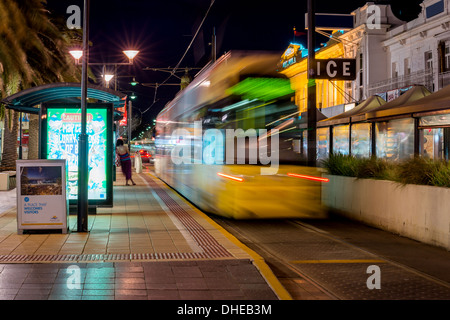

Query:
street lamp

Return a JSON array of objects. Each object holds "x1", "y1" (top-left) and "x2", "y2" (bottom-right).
[
  {"x1": 123, "y1": 50, "x2": 139, "y2": 63},
  {"x1": 69, "y1": 50, "x2": 83, "y2": 63},
  {"x1": 68, "y1": 42, "x2": 139, "y2": 232},
  {"x1": 102, "y1": 73, "x2": 114, "y2": 88},
  {"x1": 69, "y1": 49, "x2": 139, "y2": 91},
  {"x1": 69, "y1": 49, "x2": 139, "y2": 65},
  {"x1": 129, "y1": 77, "x2": 139, "y2": 86}
]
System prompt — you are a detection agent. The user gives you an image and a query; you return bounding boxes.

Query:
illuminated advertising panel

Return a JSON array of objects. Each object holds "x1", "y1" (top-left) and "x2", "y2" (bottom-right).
[{"x1": 40, "y1": 103, "x2": 113, "y2": 206}]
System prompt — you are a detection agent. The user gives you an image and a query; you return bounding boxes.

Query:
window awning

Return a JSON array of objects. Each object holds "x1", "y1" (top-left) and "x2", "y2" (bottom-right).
[
  {"x1": 365, "y1": 85, "x2": 432, "y2": 120},
  {"x1": 1, "y1": 82, "x2": 127, "y2": 114},
  {"x1": 317, "y1": 95, "x2": 386, "y2": 127}
]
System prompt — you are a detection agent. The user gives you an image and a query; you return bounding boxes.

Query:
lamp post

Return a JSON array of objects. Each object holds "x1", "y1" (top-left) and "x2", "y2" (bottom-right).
[
  {"x1": 128, "y1": 98, "x2": 133, "y2": 145},
  {"x1": 78, "y1": 0, "x2": 90, "y2": 232},
  {"x1": 69, "y1": 13, "x2": 139, "y2": 232},
  {"x1": 307, "y1": 0, "x2": 317, "y2": 167}
]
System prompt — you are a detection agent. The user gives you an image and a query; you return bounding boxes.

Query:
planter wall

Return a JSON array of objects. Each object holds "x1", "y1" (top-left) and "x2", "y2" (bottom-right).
[{"x1": 322, "y1": 175, "x2": 450, "y2": 250}]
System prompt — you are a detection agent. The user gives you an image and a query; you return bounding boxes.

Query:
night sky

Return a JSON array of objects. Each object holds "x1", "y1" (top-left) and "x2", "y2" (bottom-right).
[{"x1": 45, "y1": 0, "x2": 421, "y2": 131}]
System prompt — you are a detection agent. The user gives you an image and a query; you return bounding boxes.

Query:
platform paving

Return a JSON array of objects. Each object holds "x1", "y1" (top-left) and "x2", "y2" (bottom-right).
[{"x1": 0, "y1": 167, "x2": 289, "y2": 300}]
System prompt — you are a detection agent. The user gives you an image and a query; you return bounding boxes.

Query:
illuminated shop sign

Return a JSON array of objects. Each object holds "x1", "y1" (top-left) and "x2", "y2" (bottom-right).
[
  {"x1": 40, "y1": 103, "x2": 113, "y2": 206},
  {"x1": 310, "y1": 59, "x2": 357, "y2": 80}
]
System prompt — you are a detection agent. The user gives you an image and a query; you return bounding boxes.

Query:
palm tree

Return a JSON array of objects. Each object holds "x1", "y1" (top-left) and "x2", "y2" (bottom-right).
[{"x1": 0, "y1": 0, "x2": 82, "y2": 167}]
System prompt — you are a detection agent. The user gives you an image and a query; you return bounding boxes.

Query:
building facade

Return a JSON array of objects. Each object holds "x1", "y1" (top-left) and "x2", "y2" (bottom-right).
[
  {"x1": 278, "y1": 35, "x2": 351, "y2": 118},
  {"x1": 280, "y1": 0, "x2": 450, "y2": 162},
  {"x1": 341, "y1": 0, "x2": 450, "y2": 100}
]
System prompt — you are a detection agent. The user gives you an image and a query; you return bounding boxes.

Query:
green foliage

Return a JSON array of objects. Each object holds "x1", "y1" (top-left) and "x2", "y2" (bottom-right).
[
  {"x1": 0, "y1": 0, "x2": 85, "y2": 167},
  {"x1": 321, "y1": 153, "x2": 358, "y2": 177},
  {"x1": 0, "y1": 0, "x2": 82, "y2": 96},
  {"x1": 394, "y1": 157, "x2": 435, "y2": 186},
  {"x1": 429, "y1": 161, "x2": 450, "y2": 188},
  {"x1": 322, "y1": 153, "x2": 450, "y2": 188}
]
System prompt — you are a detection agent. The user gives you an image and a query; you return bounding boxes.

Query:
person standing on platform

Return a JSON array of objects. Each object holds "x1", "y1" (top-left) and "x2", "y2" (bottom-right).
[{"x1": 116, "y1": 138, "x2": 136, "y2": 186}]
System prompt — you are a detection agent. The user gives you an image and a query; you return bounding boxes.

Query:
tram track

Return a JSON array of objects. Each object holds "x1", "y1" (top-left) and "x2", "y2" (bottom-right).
[
  {"x1": 210, "y1": 215, "x2": 450, "y2": 300},
  {"x1": 290, "y1": 219, "x2": 450, "y2": 289},
  {"x1": 211, "y1": 216, "x2": 341, "y2": 300}
]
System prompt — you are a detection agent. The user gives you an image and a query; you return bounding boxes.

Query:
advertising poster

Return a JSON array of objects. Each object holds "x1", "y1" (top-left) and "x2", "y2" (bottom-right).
[
  {"x1": 16, "y1": 160, "x2": 68, "y2": 233},
  {"x1": 41, "y1": 104, "x2": 113, "y2": 206}
]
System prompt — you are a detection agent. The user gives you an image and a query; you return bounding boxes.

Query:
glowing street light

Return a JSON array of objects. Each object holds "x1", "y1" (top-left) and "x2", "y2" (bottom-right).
[
  {"x1": 69, "y1": 49, "x2": 139, "y2": 65},
  {"x1": 129, "y1": 77, "x2": 139, "y2": 86},
  {"x1": 102, "y1": 73, "x2": 114, "y2": 88},
  {"x1": 69, "y1": 50, "x2": 83, "y2": 63},
  {"x1": 123, "y1": 50, "x2": 139, "y2": 62}
]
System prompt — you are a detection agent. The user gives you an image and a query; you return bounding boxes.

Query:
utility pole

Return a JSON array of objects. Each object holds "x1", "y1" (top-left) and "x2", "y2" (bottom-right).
[
  {"x1": 78, "y1": 0, "x2": 90, "y2": 232},
  {"x1": 128, "y1": 99, "x2": 133, "y2": 145},
  {"x1": 212, "y1": 27, "x2": 217, "y2": 62},
  {"x1": 307, "y1": 0, "x2": 317, "y2": 167}
]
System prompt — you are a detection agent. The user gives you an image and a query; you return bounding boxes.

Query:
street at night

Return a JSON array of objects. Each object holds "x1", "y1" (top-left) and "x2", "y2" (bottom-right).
[{"x1": 0, "y1": 0, "x2": 450, "y2": 316}]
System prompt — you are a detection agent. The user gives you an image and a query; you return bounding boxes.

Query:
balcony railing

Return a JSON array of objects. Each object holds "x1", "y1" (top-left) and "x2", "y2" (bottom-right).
[{"x1": 368, "y1": 69, "x2": 434, "y2": 96}]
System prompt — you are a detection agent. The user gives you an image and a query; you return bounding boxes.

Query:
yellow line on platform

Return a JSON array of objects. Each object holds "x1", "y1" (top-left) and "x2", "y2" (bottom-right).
[
  {"x1": 291, "y1": 259, "x2": 386, "y2": 264},
  {"x1": 145, "y1": 172, "x2": 293, "y2": 301}
]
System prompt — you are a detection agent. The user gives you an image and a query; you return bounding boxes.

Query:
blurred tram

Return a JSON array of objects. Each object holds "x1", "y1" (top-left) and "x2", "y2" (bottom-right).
[{"x1": 155, "y1": 51, "x2": 328, "y2": 219}]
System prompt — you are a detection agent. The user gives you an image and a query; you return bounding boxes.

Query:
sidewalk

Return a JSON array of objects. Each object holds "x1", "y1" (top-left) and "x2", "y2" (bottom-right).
[{"x1": 0, "y1": 167, "x2": 290, "y2": 300}]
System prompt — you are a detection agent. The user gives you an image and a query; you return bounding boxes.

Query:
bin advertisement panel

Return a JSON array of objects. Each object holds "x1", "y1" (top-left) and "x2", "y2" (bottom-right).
[
  {"x1": 41, "y1": 103, "x2": 113, "y2": 206},
  {"x1": 16, "y1": 160, "x2": 68, "y2": 233}
]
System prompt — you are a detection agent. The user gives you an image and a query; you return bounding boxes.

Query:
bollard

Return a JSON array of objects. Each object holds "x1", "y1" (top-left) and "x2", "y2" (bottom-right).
[{"x1": 135, "y1": 152, "x2": 142, "y2": 173}]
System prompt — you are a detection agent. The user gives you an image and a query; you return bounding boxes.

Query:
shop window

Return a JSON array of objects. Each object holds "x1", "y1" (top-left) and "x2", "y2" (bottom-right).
[
  {"x1": 317, "y1": 127, "x2": 329, "y2": 161},
  {"x1": 376, "y1": 118, "x2": 415, "y2": 161},
  {"x1": 422, "y1": 128, "x2": 444, "y2": 159},
  {"x1": 351, "y1": 123, "x2": 371, "y2": 158},
  {"x1": 333, "y1": 125, "x2": 350, "y2": 155},
  {"x1": 302, "y1": 130, "x2": 308, "y2": 160}
]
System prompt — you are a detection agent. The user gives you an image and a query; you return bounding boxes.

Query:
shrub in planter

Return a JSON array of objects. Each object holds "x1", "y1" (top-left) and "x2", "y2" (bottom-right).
[
  {"x1": 321, "y1": 154, "x2": 450, "y2": 188},
  {"x1": 321, "y1": 153, "x2": 358, "y2": 177},
  {"x1": 395, "y1": 157, "x2": 435, "y2": 186},
  {"x1": 429, "y1": 161, "x2": 450, "y2": 188},
  {"x1": 354, "y1": 156, "x2": 395, "y2": 180}
]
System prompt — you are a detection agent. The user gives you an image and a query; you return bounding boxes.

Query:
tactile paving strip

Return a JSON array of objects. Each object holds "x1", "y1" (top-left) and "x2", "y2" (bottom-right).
[
  {"x1": 0, "y1": 252, "x2": 214, "y2": 263},
  {"x1": 0, "y1": 174, "x2": 233, "y2": 263},
  {"x1": 141, "y1": 173, "x2": 232, "y2": 259}
]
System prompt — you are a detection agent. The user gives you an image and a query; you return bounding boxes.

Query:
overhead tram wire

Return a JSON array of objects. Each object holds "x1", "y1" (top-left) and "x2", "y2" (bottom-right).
[{"x1": 142, "y1": 0, "x2": 216, "y2": 115}]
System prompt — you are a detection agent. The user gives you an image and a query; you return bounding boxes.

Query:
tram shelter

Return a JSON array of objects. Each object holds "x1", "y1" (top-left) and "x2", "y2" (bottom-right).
[{"x1": 1, "y1": 82, "x2": 127, "y2": 208}]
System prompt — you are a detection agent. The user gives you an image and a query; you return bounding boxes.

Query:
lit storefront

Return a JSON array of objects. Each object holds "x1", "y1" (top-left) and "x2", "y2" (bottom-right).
[
  {"x1": 314, "y1": 85, "x2": 442, "y2": 161},
  {"x1": 367, "y1": 84, "x2": 450, "y2": 161},
  {"x1": 316, "y1": 95, "x2": 386, "y2": 158}
]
